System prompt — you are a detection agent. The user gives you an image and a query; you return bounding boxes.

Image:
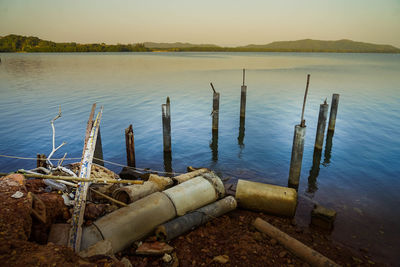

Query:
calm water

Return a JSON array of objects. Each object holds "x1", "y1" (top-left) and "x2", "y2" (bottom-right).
[{"x1": 1, "y1": 52, "x2": 399, "y2": 263}]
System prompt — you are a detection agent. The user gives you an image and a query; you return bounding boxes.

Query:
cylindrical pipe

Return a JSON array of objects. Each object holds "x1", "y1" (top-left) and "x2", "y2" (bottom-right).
[
  {"x1": 113, "y1": 175, "x2": 173, "y2": 204},
  {"x1": 314, "y1": 101, "x2": 329, "y2": 150},
  {"x1": 163, "y1": 176, "x2": 223, "y2": 216},
  {"x1": 81, "y1": 173, "x2": 225, "y2": 253},
  {"x1": 328, "y1": 94, "x2": 340, "y2": 132},
  {"x1": 253, "y1": 218, "x2": 339, "y2": 267},
  {"x1": 236, "y1": 180, "x2": 297, "y2": 217},
  {"x1": 156, "y1": 196, "x2": 237, "y2": 241},
  {"x1": 81, "y1": 192, "x2": 176, "y2": 252},
  {"x1": 288, "y1": 125, "x2": 306, "y2": 189},
  {"x1": 173, "y1": 168, "x2": 209, "y2": 184},
  {"x1": 113, "y1": 181, "x2": 159, "y2": 204},
  {"x1": 44, "y1": 179, "x2": 67, "y2": 192}
]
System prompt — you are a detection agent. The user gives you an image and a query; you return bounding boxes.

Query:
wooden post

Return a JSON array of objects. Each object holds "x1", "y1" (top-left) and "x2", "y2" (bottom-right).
[
  {"x1": 210, "y1": 83, "x2": 220, "y2": 132},
  {"x1": 300, "y1": 74, "x2": 310, "y2": 127},
  {"x1": 253, "y1": 218, "x2": 340, "y2": 267},
  {"x1": 240, "y1": 69, "x2": 247, "y2": 118},
  {"x1": 93, "y1": 126, "x2": 104, "y2": 166},
  {"x1": 69, "y1": 106, "x2": 103, "y2": 252},
  {"x1": 125, "y1": 124, "x2": 136, "y2": 167},
  {"x1": 328, "y1": 93, "x2": 340, "y2": 132},
  {"x1": 314, "y1": 100, "x2": 329, "y2": 150},
  {"x1": 163, "y1": 151, "x2": 173, "y2": 177},
  {"x1": 162, "y1": 97, "x2": 172, "y2": 152},
  {"x1": 36, "y1": 154, "x2": 46, "y2": 168},
  {"x1": 288, "y1": 74, "x2": 310, "y2": 189}
]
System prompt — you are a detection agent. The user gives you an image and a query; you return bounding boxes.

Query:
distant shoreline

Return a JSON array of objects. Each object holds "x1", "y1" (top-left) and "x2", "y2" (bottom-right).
[{"x1": 1, "y1": 34, "x2": 399, "y2": 54}]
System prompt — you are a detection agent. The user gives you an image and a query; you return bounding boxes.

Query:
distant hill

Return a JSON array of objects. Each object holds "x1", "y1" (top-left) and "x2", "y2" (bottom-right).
[
  {"x1": 239, "y1": 39, "x2": 400, "y2": 53},
  {"x1": 0, "y1": 34, "x2": 399, "y2": 53},
  {"x1": 143, "y1": 42, "x2": 219, "y2": 49},
  {"x1": 0, "y1": 34, "x2": 150, "y2": 52}
]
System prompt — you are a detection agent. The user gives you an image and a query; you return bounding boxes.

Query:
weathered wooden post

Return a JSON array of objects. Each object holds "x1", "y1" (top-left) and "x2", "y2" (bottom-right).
[
  {"x1": 36, "y1": 154, "x2": 47, "y2": 168},
  {"x1": 328, "y1": 94, "x2": 340, "y2": 132},
  {"x1": 93, "y1": 126, "x2": 104, "y2": 166},
  {"x1": 288, "y1": 74, "x2": 310, "y2": 189},
  {"x1": 240, "y1": 69, "x2": 247, "y2": 119},
  {"x1": 163, "y1": 150, "x2": 173, "y2": 176},
  {"x1": 125, "y1": 124, "x2": 136, "y2": 167},
  {"x1": 238, "y1": 69, "x2": 247, "y2": 147},
  {"x1": 210, "y1": 83, "x2": 220, "y2": 132},
  {"x1": 162, "y1": 97, "x2": 172, "y2": 153},
  {"x1": 314, "y1": 99, "x2": 329, "y2": 150}
]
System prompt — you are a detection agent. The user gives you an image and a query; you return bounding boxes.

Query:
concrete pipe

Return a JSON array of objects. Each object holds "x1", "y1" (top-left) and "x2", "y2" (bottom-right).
[
  {"x1": 81, "y1": 192, "x2": 176, "y2": 252},
  {"x1": 173, "y1": 168, "x2": 209, "y2": 184},
  {"x1": 235, "y1": 180, "x2": 297, "y2": 217},
  {"x1": 156, "y1": 196, "x2": 237, "y2": 241},
  {"x1": 163, "y1": 174, "x2": 225, "y2": 216},
  {"x1": 81, "y1": 173, "x2": 225, "y2": 252},
  {"x1": 112, "y1": 174, "x2": 173, "y2": 204}
]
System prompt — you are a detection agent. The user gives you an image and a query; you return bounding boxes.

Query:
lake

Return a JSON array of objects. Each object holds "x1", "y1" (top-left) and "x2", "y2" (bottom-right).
[{"x1": 0, "y1": 52, "x2": 399, "y2": 263}]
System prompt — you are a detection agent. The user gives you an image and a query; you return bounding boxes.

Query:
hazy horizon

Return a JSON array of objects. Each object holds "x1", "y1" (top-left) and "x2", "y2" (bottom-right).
[{"x1": 0, "y1": 0, "x2": 399, "y2": 47}]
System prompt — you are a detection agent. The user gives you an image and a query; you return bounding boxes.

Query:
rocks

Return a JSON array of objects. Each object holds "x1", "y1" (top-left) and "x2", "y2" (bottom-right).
[
  {"x1": 162, "y1": 253, "x2": 172, "y2": 263},
  {"x1": 310, "y1": 204, "x2": 337, "y2": 230},
  {"x1": 136, "y1": 242, "x2": 174, "y2": 255},
  {"x1": 11, "y1": 191, "x2": 24, "y2": 198},
  {"x1": 120, "y1": 257, "x2": 133, "y2": 267},
  {"x1": 84, "y1": 203, "x2": 107, "y2": 221},
  {"x1": 5, "y1": 174, "x2": 26, "y2": 186},
  {"x1": 213, "y1": 255, "x2": 229, "y2": 264}
]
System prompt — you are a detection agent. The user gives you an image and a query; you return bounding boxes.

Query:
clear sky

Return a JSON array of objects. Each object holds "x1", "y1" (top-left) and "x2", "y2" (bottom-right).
[{"x1": 1, "y1": 0, "x2": 399, "y2": 47}]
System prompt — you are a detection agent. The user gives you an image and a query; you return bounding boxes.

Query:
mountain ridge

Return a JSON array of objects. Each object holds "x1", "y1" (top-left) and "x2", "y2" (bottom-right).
[{"x1": 0, "y1": 34, "x2": 399, "y2": 53}]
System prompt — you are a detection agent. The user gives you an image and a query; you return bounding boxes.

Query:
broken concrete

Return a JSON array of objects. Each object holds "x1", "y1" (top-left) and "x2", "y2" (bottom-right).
[{"x1": 311, "y1": 204, "x2": 337, "y2": 230}]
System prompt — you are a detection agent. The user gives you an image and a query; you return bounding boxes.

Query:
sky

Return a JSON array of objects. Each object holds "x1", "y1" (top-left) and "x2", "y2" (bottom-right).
[{"x1": 0, "y1": 0, "x2": 399, "y2": 47}]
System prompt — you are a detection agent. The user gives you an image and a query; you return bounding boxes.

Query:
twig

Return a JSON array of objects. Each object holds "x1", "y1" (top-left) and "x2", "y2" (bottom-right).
[
  {"x1": 300, "y1": 74, "x2": 311, "y2": 127},
  {"x1": 47, "y1": 106, "x2": 66, "y2": 167},
  {"x1": 210, "y1": 83, "x2": 216, "y2": 94}
]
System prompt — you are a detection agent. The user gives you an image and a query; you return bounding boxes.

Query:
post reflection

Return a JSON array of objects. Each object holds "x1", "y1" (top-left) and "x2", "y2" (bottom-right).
[
  {"x1": 323, "y1": 130, "x2": 334, "y2": 166},
  {"x1": 238, "y1": 116, "x2": 245, "y2": 146},
  {"x1": 307, "y1": 148, "x2": 322, "y2": 195},
  {"x1": 210, "y1": 129, "x2": 218, "y2": 162}
]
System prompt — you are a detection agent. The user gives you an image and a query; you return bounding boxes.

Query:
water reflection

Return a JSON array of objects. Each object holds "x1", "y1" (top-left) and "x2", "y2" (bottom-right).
[
  {"x1": 210, "y1": 130, "x2": 218, "y2": 162},
  {"x1": 323, "y1": 130, "x2": 334, "y2": 166},
  {"x1": 307, "y1": 148, "x2": 322, "y2": 195},
  {"x1": 238, "y1": 116, "x2": 245, "y2": 147},
  {"x1": 163, "y1": 151, "x2": 172, "y2": 176}
]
